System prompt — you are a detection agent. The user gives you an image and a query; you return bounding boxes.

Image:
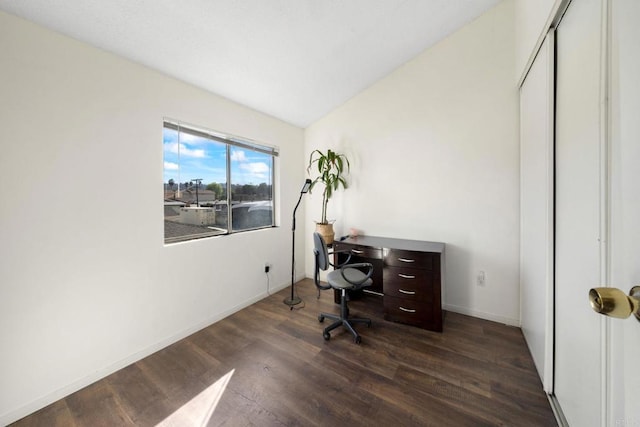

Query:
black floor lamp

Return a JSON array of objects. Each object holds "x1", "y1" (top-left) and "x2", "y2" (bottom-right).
[{"x1": 284, "y1": 179, "x2": 312, "y2": 308}]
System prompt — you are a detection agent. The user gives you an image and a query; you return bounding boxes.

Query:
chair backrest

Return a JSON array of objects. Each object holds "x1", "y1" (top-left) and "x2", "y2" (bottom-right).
[
  {"x1": 313, "y1": 232, "x2": 329, "y2": 271},
  {"x1": 313, "y1": 232, "x2": 332, "y2": 292}
]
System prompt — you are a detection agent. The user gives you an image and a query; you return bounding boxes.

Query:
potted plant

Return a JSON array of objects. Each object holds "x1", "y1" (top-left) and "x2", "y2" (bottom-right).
[{"x1": 307, "y1": 148, "x2": 350, "y2": 244}]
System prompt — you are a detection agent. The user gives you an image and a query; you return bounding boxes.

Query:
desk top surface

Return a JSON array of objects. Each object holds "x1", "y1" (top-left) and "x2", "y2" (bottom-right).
[{"x1": 337, "y1": 235, "x2": 445, "y2": 253}]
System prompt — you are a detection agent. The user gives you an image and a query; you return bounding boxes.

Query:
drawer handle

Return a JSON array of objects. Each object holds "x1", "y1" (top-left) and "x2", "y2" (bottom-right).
[
  {"x1": 399, "y1": 306, "x2": 416, "y2": 313},
  {"x1": 399, "y1": 289, "x2": 416, "y2": 295},
  {"x1": 398, "y1": 274, "x2": 415, "y2": 279},
  {"x1": 351, "y1": 249, "x2": 364, "y2": 254},
  {"x1": 398, "y1": 258, "x2": 415, "y2": 263}
]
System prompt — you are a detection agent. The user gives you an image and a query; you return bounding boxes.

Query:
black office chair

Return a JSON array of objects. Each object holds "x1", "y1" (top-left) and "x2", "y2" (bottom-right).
[{"x1": 313, "y1": 232, "x2": 373, "y2": 343}]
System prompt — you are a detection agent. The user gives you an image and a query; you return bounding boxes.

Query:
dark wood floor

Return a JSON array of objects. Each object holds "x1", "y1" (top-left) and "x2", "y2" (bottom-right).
[{"x1": 12, "y1": 279, "x2": 557, "y2": 426}]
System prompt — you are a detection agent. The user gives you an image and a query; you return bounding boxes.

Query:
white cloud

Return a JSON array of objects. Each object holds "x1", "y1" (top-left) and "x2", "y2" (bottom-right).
[
  {"x1": 164, "y1": 142, "x2": 206, "y2": 158},
  {"x1": 230, "y1": 150, "x2": 247, "y2": 161},
  {"x1": 164, "y1": 161, "x2": 179, "y2": 170},
  {"x1": 240, "y1": 162, "x2": 269, "y2": 174}
]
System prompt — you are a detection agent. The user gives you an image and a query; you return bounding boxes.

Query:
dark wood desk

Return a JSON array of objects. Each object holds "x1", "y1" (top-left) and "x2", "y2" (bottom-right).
[{"x1": 334, "y1": 236, "x2": 445, "y2": 332}]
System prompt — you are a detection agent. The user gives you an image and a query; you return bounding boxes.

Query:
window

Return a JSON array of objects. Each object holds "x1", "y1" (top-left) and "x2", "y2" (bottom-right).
[{"x1": 163, "y1": 120, "x2": 277, "y2": 244}]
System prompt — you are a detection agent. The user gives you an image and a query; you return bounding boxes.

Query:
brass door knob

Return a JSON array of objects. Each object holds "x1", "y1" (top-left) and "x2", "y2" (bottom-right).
[{"x1": 589, "y1": 286, "x2": 640, "y2": 322}]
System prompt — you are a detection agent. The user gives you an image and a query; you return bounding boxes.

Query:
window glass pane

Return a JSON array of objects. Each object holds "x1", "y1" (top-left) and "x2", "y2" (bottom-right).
[
  {"x1": 230, "y1": 148, "x2": 274, "y2": 231},
  {"x1": 163, "y1": 127, "x2": 229, "y2": 243},
  {"x1": 163, "y1": 121, "x2": 276, "y2": 244}
]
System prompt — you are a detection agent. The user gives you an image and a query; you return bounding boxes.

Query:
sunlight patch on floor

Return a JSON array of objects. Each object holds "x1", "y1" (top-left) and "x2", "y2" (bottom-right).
[{"x1": 156, "y1": 369, "x2": 235, "y2": 427}]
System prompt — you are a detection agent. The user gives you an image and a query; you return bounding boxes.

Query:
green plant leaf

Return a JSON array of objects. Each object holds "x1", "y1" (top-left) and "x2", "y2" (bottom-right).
[{"x1": 306, "y1": 148, "x2": 350, "y2": 222}]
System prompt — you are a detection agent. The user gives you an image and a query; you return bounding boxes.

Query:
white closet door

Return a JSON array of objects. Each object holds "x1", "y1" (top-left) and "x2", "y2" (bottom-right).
[
  {"x1": 519, "y1": 32, "x2": 554, "y2": 393},
  {"x1": 555, "y1": 0, "x2": 604, "y2": 425},
  {"x1": 608, "y1": 0, "x2": 640, "y2": 423}
]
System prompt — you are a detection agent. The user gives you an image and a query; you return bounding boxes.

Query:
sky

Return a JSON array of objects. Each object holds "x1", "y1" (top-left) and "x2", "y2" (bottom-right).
[{"x1": 163, "y1": 128, "x2": 272, "y2": 187}]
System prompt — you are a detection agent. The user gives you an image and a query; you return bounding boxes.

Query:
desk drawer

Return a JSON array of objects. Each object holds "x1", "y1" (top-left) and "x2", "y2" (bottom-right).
[
  {"x1": 334, "y1": 242, "x2": 382, "y2": 260},
  {"x1": 383, "y1": 267, "x2": 434, "y2": 302},
  {"x1": 384, "y1": 296, "x2": 433, "y2": 329},
  {"x1": 384, "y1": 249, "x2": 434, "y2": 270}
]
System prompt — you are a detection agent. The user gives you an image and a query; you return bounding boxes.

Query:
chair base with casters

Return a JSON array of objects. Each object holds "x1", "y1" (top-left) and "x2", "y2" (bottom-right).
[
  {"x1": 319, "y1": 287, "x2": 372, "y2": 343},
  {"x1": 313, "y1": 232, "x2": 374, "y2": 344}
]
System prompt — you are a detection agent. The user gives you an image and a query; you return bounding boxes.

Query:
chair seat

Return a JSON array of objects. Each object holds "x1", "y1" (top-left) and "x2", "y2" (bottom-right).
[{"x1": 327, "y1": 268, "x2": 372, "y2": 290}]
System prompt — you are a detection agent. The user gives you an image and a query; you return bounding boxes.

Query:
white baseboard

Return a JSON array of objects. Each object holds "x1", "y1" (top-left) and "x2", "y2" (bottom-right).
[
  {"x1": 1, "y1": 281, "x2": 291, "y2": 426},
  {"x1": 443, "y1": 303, "x2": 520, "y2": 327}
]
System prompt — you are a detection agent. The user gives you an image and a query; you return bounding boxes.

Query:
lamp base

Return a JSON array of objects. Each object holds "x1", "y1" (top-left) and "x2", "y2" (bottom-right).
[{"x1": 283, "y1": 296, "x2": 302, "y2": 307}]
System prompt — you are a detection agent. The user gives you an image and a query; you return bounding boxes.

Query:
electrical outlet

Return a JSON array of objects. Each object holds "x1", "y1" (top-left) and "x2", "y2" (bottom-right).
[
  {"x1": 477, "y1": 271, "x2": 485, "y2": 286},
  {"x1": 264, "y1": 262, "x2": 270, "y2": 273}
]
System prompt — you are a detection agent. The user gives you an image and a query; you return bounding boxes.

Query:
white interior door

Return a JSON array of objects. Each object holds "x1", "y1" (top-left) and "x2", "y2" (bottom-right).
[
  {"x1": 519, "y1": 32, "x2": 554, "y2": 393},
  {"x1": 608, "y1": 0, "x2": 640, "y2": 424},
  {"x1": 555, "y1": 0, "x2": 604, "y2": 425}
]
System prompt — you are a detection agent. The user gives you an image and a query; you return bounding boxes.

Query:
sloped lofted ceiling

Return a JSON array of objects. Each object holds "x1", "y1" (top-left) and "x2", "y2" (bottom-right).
[{"x1": 0, "y1": 0, "x2": 500, "y2": 127}]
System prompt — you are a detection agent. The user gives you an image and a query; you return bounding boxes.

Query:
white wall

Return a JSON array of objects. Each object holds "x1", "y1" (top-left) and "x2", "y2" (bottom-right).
[
  {"x1": 304, "y1": 0, "x2": 520, "y2": 325},
  {"x1": 0, "y1": 11, "x2": 304, "y2": 424}
]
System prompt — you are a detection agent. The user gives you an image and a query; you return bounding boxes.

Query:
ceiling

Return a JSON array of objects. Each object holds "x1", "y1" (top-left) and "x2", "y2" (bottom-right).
[{"x1": 0, "y1": 0, "x2": 500, "y2": 127}]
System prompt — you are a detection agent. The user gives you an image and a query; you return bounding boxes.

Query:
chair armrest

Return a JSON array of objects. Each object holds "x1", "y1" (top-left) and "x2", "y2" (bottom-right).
[
  {"x1": 329, "y1": 250, "x2": 352, "y2": 268},
  {"x1": 340, "y1": 262, "x2": 374, "y2": 285}
]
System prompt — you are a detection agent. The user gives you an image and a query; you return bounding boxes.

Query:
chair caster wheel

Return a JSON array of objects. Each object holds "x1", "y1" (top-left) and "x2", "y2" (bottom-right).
[
  {"x1": 354, "y1": 336, "x2": 362, "y2": 344},
  {"x1": 318, "y1": 315, "x2": 324, "y2": 323},
  {"x1": 323, "y1": 332, "x2": 331, "y2": 340}
]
